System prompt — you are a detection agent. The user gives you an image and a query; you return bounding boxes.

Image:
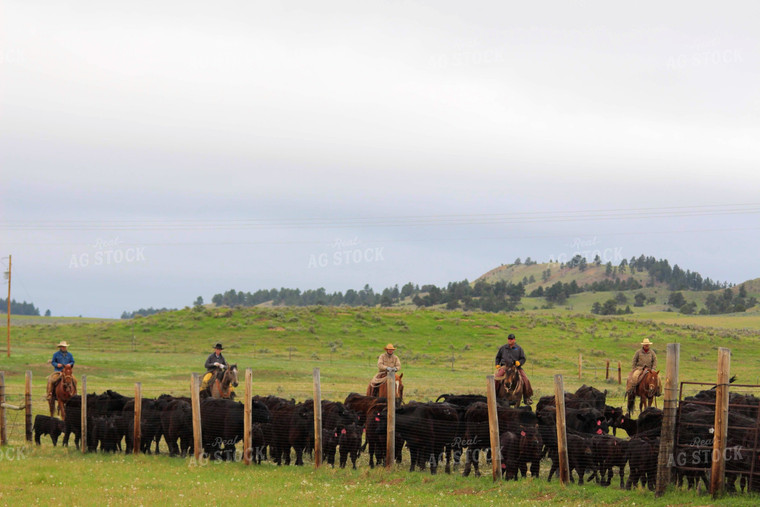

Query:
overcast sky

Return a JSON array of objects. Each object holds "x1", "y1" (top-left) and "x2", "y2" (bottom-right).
[{"x1": 2, "y1": 1, "x2": 759, "y2": 317}]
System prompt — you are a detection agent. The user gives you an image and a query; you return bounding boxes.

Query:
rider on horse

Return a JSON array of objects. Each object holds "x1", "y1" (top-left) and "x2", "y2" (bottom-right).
[
  {"x1": 495, "y1": 333, "x2": 534, "y2": 405},
  {"x1": 625, "y1": 338, "x2": 662, "y2": 397},
  {"x1": 368, "y1": 344, "x2": 400, "y2": 397},
  {"x1": 201, "y1": 342, "x2": 229, "y2": 392},
  {"x1": 46, "y1": 341, "x2": 77, "y2": 402}
]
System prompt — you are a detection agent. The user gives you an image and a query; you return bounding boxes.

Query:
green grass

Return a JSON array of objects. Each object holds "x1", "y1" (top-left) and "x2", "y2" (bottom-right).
[
  {"x1": 2, "y1": 306, "x2": 760, "y2": 504},
  {"x1": 2, "y1": 445, "x2": 758, "y2": 506}
]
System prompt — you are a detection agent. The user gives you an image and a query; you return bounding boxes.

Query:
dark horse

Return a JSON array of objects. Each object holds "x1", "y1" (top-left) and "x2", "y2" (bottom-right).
[
  {"x1": 367, "y1": 371, "x2": 404, "y2": 402},
  {"x1": 49, "y1": 364, "x2": 77, "y2": 420},
  {"x1": 627, "y1": 368, "x2": 659, "y2": 416},
  {"x1": 201, "y1": 364, "x2": 239, "y2": 400},
  {"x1": 495, "y1": 364, "x2": 523, "y2": 407}
]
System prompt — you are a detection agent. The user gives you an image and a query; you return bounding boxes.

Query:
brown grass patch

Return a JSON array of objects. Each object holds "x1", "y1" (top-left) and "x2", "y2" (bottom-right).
[
  {"x1": 268, "y1": 326, "x2": 286, "y2": 331},
  {"x1": 452, "y1": 488, "x2": 479, "y2": 495}
]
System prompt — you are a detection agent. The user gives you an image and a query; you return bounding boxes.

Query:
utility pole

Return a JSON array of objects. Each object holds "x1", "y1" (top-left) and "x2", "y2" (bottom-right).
[{"x1": 5, "y1": 255, "x2": 10, "y2": 358}]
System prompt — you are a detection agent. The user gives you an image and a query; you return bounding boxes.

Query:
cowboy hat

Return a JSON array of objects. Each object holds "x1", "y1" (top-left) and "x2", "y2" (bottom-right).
[
  {"x1": 57, "y1": 341, "x2": 69, "y2": 348},
  {"x1": 384, "y1": 343, "x2": 396, "y2": 350},
  {"x1": 641, "y1": 338, "x2": 653, "y2": 346},
  {"x1": 213, "y1": 342, "x2": 224, "y2": 350}
]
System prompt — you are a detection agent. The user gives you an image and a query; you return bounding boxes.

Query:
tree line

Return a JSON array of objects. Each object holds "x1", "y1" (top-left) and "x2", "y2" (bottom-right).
[
  {"x1": 0, "y1": 298, "x2": 41, "y2": 316},
  {"x1": 114, "y1": 254, "x2": 741, "y2": 316}
]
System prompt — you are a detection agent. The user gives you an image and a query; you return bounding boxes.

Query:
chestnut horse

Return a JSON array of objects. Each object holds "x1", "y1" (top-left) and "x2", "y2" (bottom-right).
[
  {"x1": 49, "y1": 364, "x2": 77, "y2": 420},
  {"x1": 495, "y1": 364, "x2": 523, "y2": 407},
  {"x1": 370, "y1": 372, "x2": 404, "y2": 402},
  {"x1": 201, "y1": 364, "x2": 239, "y2": 399},
  {"x1": 627, "y1": 368, "x2": 659, "y2": 416}
]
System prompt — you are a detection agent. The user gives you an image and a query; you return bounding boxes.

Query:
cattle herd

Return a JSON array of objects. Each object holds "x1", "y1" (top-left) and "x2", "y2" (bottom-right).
[{"x1": 32, "y1": 384, "x2": 760, "y2": 494}]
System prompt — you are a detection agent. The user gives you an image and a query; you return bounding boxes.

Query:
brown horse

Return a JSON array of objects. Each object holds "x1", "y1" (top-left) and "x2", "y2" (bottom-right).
[
  {"x1": 627, "y1": 368, "x2": 659, "y2": 415},
  {"x1": 369, "y1": 372, "x2": 404, "y2": 402},
  {"x1": 495, "y1": 365, "x2": 523, "y2": 407},
  {"x1": 49, "y1": 364, "x2": 77, "y2": 420},
  {"x1": 202, "y1": 364, "x2": 239, "y2": 399}
]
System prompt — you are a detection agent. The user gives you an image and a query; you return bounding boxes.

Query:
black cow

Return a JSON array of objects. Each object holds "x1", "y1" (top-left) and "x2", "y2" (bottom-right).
[
  {"x1": 574, "y1": 384, "x2": 607, "y2": 412},
  {"x1": 636, "y1": 407, "x2": 662, "y2": 435},
  {"x1": 338, "y1": 423, "x2": 362, "y2": 469},
  {"x1": 254, "y1": 395, "x2": 295, "y2": 461},
  {"x1": 365, "y1": 400, "x2": 388, "y2": 468},
  {"x1": 251, "y1": 423, "x2": 266, "y2": 464},
  {"x1": 461, "y1": 402, "x2": 538, "y2": 477},
  {"x1": 161, "y1": 398, "x2": 193, "y2": 457},
  {"x1": 122, "y1": 398, "x2": 165, "y2": 454},
  {"x1": 546, "y1": 433, "x2": 595, "y2": 484},
  {"x1": 91, "y1": 415, "x2": 122, "y2": 453},
  {"x1": 539, "y1": 406, "x2": 609, "y2": 435},
  {"x1": 500, "y1": 425, "x2": 543, "y2": 480},
  {"x1": 200, "y1": 397, "x2": 270, "y2": 461},
  {"x1": 308, "y1": 400, "x2": 360, "y2": 467},
  {"x1": 500, "y1": 431, "x2": 521, "y2": 480},
  {"x1": 269, "y1": 401, "x2": 313, "y2": 466},
  {"x1": 626, "y1": 436, "x2": 659, "y2": 490},
  {"x1": 591, "y1": 434, "x2": 628, "y2": 488},
  {"x1": 33, "y1": 415, "x2": 64, "y2": 446},
  {"x1": 393, "y1": 402, "x2": 460, "y2": 474}
]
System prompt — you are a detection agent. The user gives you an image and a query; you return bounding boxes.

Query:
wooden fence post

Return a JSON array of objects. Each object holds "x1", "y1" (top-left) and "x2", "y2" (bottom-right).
[
  {"x1": 486, "y1": 375, "x2": 501, "y2": 481},
  {"x1": 81, "y1": 375, "x2": 87, "y2": 454},
  {"x1": 656, "y1": 343, "x2": 680, "y2": 496},
  {"x1": 554, "y1": 374, "x2": 570, "y2": 485},
  {"x1": 605, "y1": 359, "x2": 610, "y2": 380},
  {"x1": 313, "y1": 368, "x2": 323, "y2": 468},
  {"x1": 0, "y1": 371, "x2": 6, "y2": 446},
  {"x1": 25, "y1": 371, "x2": 32, "y2": 442},
  {"x1": 710, "y1": 348, "x2": 731, "y2": 497},
  {"x1": 578, "y1": 353, "x2": 582, "y2": 379},
  {"x1": 618, "y1": 361, "x2": 622, "y2": 385},
  {"x1": 243, "y1": 368, "x2": 252, "y2": 465},
  {"x1": 385, "y1": 369, "x2": 396, "y2": 469},
  {"x1": 191, "y1": 373, "x2": 202, "y2": 462},
  {"x1": 133, "y1": 382, "x2": 142, "y2": 455}
]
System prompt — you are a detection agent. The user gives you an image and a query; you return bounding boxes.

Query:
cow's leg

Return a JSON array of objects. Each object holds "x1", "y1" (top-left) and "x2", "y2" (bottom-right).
[{"x1": 463, "y1": 448, "x2": 472, "y2": 477}]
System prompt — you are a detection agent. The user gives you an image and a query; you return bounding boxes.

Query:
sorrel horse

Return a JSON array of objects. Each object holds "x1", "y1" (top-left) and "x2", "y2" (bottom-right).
[
  {"x1": 49, "y1": 364, "x2": 77, "y2": 420},
  {"x1": 202, "y1": 364, "x2": 239, "y2": 399},
  {"x1": 495, "y1": 364, "x2": 523, "y2": 407},
  {"x1": 370, "y1": 371, "x2": 404, "y2": 402},
  {"x1": 627, "y1": 368, "x2": 660, "y2": 415}
]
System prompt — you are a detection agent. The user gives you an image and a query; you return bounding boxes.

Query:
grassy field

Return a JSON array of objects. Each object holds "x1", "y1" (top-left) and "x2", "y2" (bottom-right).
[{"x1": 1, "y1": 306, "x2": 760, "y2": 505}]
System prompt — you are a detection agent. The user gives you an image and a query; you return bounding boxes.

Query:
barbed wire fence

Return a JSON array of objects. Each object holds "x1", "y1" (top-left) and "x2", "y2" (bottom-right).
[{"x1": 1, "y1": 344, "x2": 758, "y2": 499}]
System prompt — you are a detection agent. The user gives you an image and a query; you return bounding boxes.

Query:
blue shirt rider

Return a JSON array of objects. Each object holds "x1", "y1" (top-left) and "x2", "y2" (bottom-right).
[{"x1": 47, "y1": 341, "x2": 75, "y2": 400}]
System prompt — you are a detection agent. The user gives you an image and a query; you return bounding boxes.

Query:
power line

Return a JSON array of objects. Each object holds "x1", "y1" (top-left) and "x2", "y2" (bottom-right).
[{"x1": 2, "y1": 203, "x2": 760, "y2": 231}]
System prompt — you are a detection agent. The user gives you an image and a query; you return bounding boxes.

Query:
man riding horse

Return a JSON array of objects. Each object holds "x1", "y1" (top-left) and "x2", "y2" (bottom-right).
[
  {"x1": 368, "y1": 344, "x2": 400, "y2": 397},
  {"x1": 201, "y1": 342, "x2": 232, "y2": 393},
  {"x1": 625, "y1": 338, "x2": 662, "y2": 397},
  {"x1": 46, "y1": 341, "x2": 77, "y2": 402},
  {"x1": 495, "y1": 333, "x2": 533, "y2": 405}
]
